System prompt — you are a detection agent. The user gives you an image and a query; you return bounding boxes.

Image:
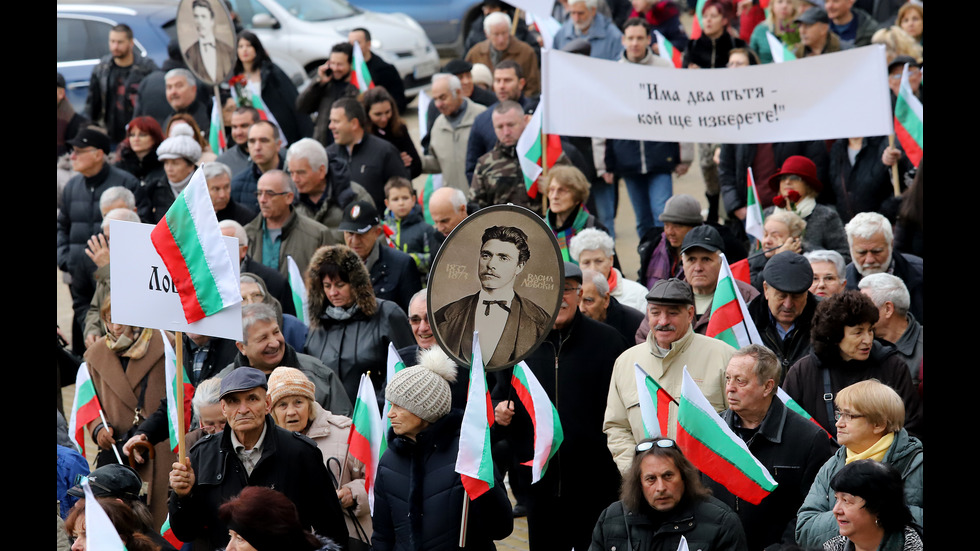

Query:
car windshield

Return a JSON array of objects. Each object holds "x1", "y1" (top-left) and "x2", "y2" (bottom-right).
[{"x1": 271, "y1": 0, "x2": 358, "y2": 21}]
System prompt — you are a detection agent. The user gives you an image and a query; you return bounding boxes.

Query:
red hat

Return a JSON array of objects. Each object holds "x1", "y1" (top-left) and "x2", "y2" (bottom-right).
[{"x1": 767, "y1": 155, "x2": 822, "y2": 194}]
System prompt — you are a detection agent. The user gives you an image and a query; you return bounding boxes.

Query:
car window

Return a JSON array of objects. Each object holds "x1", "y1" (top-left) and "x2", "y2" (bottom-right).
[
  {"x1": 270, "y1": 0, "x2": 356, "y2": 21},
  {"x1": 226, "y1": 0, "x2": 271, "y2": 28},
  {"x1": 57, "y1": 17, "x2": 112, "y2": 62}
]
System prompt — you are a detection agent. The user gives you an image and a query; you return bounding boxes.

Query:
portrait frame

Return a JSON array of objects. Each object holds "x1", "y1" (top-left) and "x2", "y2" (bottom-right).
[
  {"x1": 176, "y1": 0, "x2": 237, "y2": 86},
  {"x1": 428, "y1": 204, "x2": 565, "y2": 372}
]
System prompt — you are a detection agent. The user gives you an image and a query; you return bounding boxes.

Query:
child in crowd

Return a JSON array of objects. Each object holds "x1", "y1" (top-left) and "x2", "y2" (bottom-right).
[{"x1": 382, "y1": 177, "x2": 440, "y2": 277}]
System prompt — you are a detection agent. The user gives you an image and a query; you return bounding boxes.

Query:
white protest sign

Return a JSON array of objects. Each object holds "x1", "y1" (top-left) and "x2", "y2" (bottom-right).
[
  {"x1": 541, "y1": 45, "x2": 893, "y2": 143},
  {"x1": 109, "y1": 220, "x2": 243, "y2": 341}
]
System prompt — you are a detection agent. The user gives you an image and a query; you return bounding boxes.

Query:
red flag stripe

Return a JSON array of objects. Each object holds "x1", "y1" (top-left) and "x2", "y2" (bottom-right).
[
  {"x1": 893, "y1": 116, "x2": 923, "y2": 167},
  {"x1": 460, "y1": 474, "x2": 490, "y2": 499},
  {"x1": 348, "y1": 428, "x2": 376, "y2": 491},
  {"x1": 656, "y1": 388, "x2": 671, "y2": 436},
  {"x1": 676, "y1": 424, "x2": 771, "y2": 505},
  {"x1": 706, "y1": 300, "x2": 743, "y2": 338},
  {"x1": 149, "y1": 223, "x2": 207, "y2": 322}
]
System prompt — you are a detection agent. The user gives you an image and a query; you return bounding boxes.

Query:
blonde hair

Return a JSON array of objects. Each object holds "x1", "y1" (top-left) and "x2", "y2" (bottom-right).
[
  {"x1": 767, "y1": 0, "x2": 802, "y2": 27},
  {"x1": 836, "y1": 379, "x2": 905, "y2": 433},
  {"x1": 765, "y1": 209, "x2": 806, "y2": 238},
  {"x1": 896, "y1": 2, "x2": 923, "y2": 39},
  {"x1": 546, "y1": 165, "x2": 591, "y2": 205},
  {"x1": 872, "y1": 26, "x2": 923, "y2": 64}
]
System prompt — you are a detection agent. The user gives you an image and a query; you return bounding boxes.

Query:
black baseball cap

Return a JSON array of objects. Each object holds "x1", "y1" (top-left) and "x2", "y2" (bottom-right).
[
  {"x1": 680, "y1": 225, "x2": 724, "y2": 254},
  {"x1": 66, "y1": 464, "x2": 142, "y2": 501},
  {"x1": 339, "y1": 201, "x2": 381, "y2": 233},
  {"x1": 67, "y1": 128, "x2": 111, "y2": 154}
]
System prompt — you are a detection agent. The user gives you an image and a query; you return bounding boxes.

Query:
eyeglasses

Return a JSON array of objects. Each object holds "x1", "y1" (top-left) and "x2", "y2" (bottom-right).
[
  {"x1": 636, "y1": 438, "x2": 675, "y2": 453},
  {"x1": 254, "y1": 190, "x2": 290, "y2": 198},
  {"x1": 562, "y1": 286, "x2": 581, "y2": 294},
  {"x1": 834, "y1": 410, "x2": 865, "y2": 422}
]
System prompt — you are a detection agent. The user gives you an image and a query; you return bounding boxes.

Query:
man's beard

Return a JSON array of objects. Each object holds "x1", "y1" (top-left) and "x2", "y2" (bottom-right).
[{"x1": 855, "y1": 249, "x2": 893, "y2": 277}]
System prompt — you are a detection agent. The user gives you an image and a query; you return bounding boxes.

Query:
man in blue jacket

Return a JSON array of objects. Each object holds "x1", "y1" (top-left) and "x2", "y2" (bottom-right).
[{"x1": 552, "y1": 0, "x2": 624, "y2": 61}]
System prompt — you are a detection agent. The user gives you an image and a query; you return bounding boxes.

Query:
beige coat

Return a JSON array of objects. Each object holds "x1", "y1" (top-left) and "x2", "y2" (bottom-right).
[
  {"x1": 465, "y1": 37, "x2": 541, "y2": 97},
  {"x1": 421, "y1": 98, "x2": 487, "y2": 191},
  {"x1": 603, "y1": 326, "x2": 735, "y2": 473}
]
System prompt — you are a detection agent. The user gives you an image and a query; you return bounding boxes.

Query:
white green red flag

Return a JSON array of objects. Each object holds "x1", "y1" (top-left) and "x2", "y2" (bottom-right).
[
  {"x1": 634, "y1": 363, "x2": 673, "y2": 439},
  {"x1": 349, "y1": 372, "x2": 384, "y2": 514},
  {"x1": 380, "y1": 342, "x2": 407, "y2": 457},
  {"x1": 231, "y1": 80, "x2": 288, "y2": 146},
  {"x1": 777, "y1": 387, "x2": 832, "y2": 438},
  {"x1": 677, "y1": 367, "x2": 778, "y2": 505},
  {"x1": 160, "y1": 514, "x2": 185, "y2": 548},
  {"x1": 286, "y1": 255, "x2": 310, "y2": 325},
  {"x1": 163, "y1": 333, "x2": 195, "y2": 455},
  {"x1": 745, "y1": 167, "x2": 766, "y2": 246},
  {"x1": 351, "y1": 42, "x2": 375, "y2": 94},
  {"x1": 894, "y1": 63, "x2": 923, "y2": 167},
  {"x1": 81, "y1": 479, "x2": 127, "y2": 551},
  {"x1": 419, "y1": 173, "x2": 443, "y2": 225},
  {"x1": 150, "y1": 166, "x2": 241, "y2": 323},
  {"x1": 68, "y1": 362, "x2": 102, "y2": 457},
  {"x1": 209, "y1": 96, "x2": 226, "y2": 154},
  {"x1": 654, "y1": 30, "x2": 684, "y2": 68},
  {"x1": 511, "y1": 361, "x2": 563, "y2": 483},
  {"x1": 516, "y1": 97, "x2": 562, "y2": 199},
  {"x1": 690, "y1": 0, "x2": 707, "y2": 39},
  {"x1": 766, "y1": 31, "x2": 797, "y2": 64},
  {"x1": 706, "y1": 253, "x2": 764, "y2": 349},
  {"x1": 455, "y1": 330, "x2": 495, "y2": 499}
]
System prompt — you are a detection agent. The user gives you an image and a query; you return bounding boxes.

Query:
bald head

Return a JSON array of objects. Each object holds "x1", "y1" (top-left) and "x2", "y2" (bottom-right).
[{"x1": 428, "y1": 187, "x2": 468, "y2": 236}]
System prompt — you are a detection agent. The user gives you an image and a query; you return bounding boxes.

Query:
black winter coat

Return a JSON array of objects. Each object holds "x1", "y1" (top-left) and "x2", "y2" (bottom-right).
[
  {"x1": 372, "y1": 410, "x2": 514, "y2": 551},
  {"x1": 747, "y1": 291, "x2": 818, "y2": 379},
  {"x1": 606, "y1": 137, "x2": 680, "y2": 176},
  {"x1": 718, "y1": 141, "x2": 830, "y2": 216},
  {"x1": 829, "y1": 136, "x2": 908, "y2": 223},
  {"x1": 255, "y1": 61, "x2": 314, "y2": 145},
  {"x1": 682, "y1": 32, "x2": 745, "y2": 69},
  {"x1": 590, "y1": 496, "x2": 749, "y2": 551}
]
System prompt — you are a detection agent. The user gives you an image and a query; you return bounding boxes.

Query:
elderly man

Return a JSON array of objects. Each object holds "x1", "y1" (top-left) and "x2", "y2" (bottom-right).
[
  {"x1": 81, "y1": 204, "x2": 142, "y2": 347},
  {"x1": 58, "y1": 129, "x2": 140, "y2": 355},
  {"x1": 793, "y1": 7, "x2": 841, "y2": 57},
  {"x1": 748, "y1": 251, "x2": 819, "y2": 377},
  {"x1": 591, "y1": 437, "x2": 748, "y2": 550},
  {"x1": 215, "y1": 106, "x2": 259, "y2": 176},
  {"x1": 85, "y1": 23, "x2": 158, "y2": 146},
  {"x1": 296, "y1": 42, "x2": 359, "y2": 147},
  {"x1": 339, "y1": 200, "x2": 421, "y2": 312},
  {"x1": 604, "y1": 279, "x2": 736, "y2": 472},
  {"x1": 805, "y1": 249, "x2": 848, "y2": 298},
  {"x1": 859, "y1": 273, "x2": 923, "y2": 387},
  {"x1": 348, "y1": 27, "x2": 407, "y2": 112},
  {"x1": 569, "y1": 227, "x2": 648, "y2": 312},
  {"x1": 428, "y1": 187, "x2": 470, "y2": 245},
  {"x1": 580, "y1": 268, "x2": 644, "y2": 349},
  {"x1": 465, "y1": 11, "x2": 541, "y2": 97},
  {"x1": 231, "y1": 120, "x2": 285, "y2": 212},
  {"x1": 423, "y1": 59, "x2": 497, "y2": 143},
  {"x1": 206, "y1": 162, "x2": 255, "y2": 226},
  {"x1": 553, "y1": 0, "x2": 624, "y2": 61},
  {"x1": 465, "y1": 60, "x2": 536, "y2": 183},
  {"x1": 492, "y1": 262, "x2": 625, "y2": 551},
  {"x1": 844, "y1": 212, "x2": 923, "y2": 323},
  {"x1": 219, "y1": 219, "x2": 294, "y2": 317},
  {"x1": 422, "y1": 73, "x2": 488, "y2": 191},
  {"x1": 705, "y1": 345, "x2": 838, "y2": 551},
  {"x1": 168, "y1": 366, "x2": 348, "y2": 549},
  {"x1": 243, "y1": 169, "x2": 336, "y2": 277},
  {"x1": 825, "y1": 0, "x2": 881, "y2": 49},
  {"x1": 162, "y1": 68, "x2": 210, "y2": 136}
]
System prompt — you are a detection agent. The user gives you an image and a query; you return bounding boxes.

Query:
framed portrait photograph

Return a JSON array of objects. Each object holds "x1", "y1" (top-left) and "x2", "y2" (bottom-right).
[
  {"x1": 177, "y1": 0, "x2": 237, "y2": 86},
  {"x1": 428, "y1": 204, "x2": 564, "y2": 371}
]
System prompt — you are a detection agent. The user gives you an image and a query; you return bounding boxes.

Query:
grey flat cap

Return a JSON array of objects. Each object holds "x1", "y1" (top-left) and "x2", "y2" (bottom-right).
[
  {"x1": 646, "y1": 277, "x2": 694, "y2": 306},
  {"x1": 563, "y1": 261, "x2": 582, "y2": 283},
  {"x1": 219, "y1": 367, "x2": 268, "y2": 399},
  {"x1": 763, "y1": 251, "x2": 813, "y2": 294}
]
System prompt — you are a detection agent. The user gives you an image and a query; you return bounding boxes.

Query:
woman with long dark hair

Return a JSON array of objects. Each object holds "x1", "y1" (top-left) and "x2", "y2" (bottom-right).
[{"x1": 362, "y1": 86, "x2": 421, "y2": 179}]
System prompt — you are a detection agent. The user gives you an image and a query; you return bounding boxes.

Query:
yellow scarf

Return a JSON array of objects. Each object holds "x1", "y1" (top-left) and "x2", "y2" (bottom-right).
[
  {"x1": 104, "y1": 327, "x2": 154, "y2": 360},
  {"x1": 845, "y1": 431, "x2": 895, "y2": 464}
]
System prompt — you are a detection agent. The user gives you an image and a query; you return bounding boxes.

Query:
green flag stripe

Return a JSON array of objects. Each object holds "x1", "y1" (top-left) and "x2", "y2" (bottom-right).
[{"x1": 165, "y1": 196, "x2": 224, "y2": 314}]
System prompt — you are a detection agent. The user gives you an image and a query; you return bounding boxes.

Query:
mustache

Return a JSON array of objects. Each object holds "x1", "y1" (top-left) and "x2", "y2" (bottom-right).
[{"x1": 654, "y1": 324, "x2": 676, "y2": 332}]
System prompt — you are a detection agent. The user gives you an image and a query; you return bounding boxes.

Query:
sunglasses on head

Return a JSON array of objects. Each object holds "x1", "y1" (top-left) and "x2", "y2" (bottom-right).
[{"x1": 635, "y1": 438, "x2": 676, "y2": 453}]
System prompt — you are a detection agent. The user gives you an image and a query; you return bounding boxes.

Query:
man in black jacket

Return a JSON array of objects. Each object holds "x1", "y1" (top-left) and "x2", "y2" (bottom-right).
[
  {"x1": 168, "y1": 367, "x2": 348, "y2": 550},
  {"x1": 296, "y1": 42, "x2": 359, "y2": 148},
  {"x1": 349, "y1": 27, "x2": 408, "y2": 112}
]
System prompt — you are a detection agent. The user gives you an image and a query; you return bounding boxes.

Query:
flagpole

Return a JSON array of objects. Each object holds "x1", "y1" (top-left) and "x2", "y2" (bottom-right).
[
  {"x1": 540, "y1": 126, "x2": 549, "y2": 216},
  {"x1": 511, "y1": 9, "x2": 521, "y2": 35},
  {"x1": 887, "y1": 135, "x2": 901, "y2": 197},
  {"x1": 176, "y1": 331, "x2": 187, "y2": 464},
  {"x1": 99, "y1": 409, "x2": 124, "y2": 464},
  {"x1": 459, "y1": 493, "x2": 470, "y2": 547}
]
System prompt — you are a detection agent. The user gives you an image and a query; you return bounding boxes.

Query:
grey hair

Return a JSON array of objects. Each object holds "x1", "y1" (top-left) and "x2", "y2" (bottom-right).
[
  {"x1": 571, "y1": 0, "x2": 599, "y2": 8},
  {"x1": 191, "y1": 376, "x2": 222, "y2": 416},
  {"x1": 203, "y1": 161, "x2": 232, "y2": 181},
  {"x1": 409, "y1": 289, "x2": 427, "y2": 310},
  {"x1": 219, "y1": 219, "x2": 248, "y2": 248},
  {"x1": 483, "y1": 11, "x2": 512, "y2": 34},
  {"x1": 804, "y1": 249, "x2": 846, "y2": 279},
  {"x1": 766, "y1": 209, "x2": 806, "y2": 238},
  {"x1": 845, "y1": 212, "x2": 893, "y2": 248},
  {"x1": 99, "y1": 186, "x2": 136, "y2": 212},
  {"x1": 581, "y1": 268, "x2": 609, "y2": 297},
  {"x1": 263, "y1": 168, "x2": 297, "y2": 195},
  {"x1": 445, "y1": 187, "x2": 467, "y2": 210},
  {"x1": 432, "y1": 73, "x2": 462, "y2": 99},
  {"x1": 568, "y1": 228, "x2": 615, "y2": 261},
  {"x1": 858, "y1": 273, "x2": 911, "y2": 316},
  {"x1": 285, "y1": 137, "x2": 329, "y2": 175},
  {"x1": 240, "y1": 273, "x2": 265, "y2": 291},
  {"x1": 165, "y1": 68, "x2": 196, "y2": 87},
  {"x1": 241, "y1": 302, "x2": 277, "y2": 344},
  {"x1": 731, "y1": 344, "x2": 782, "y2": 387},
  {"x1": 101, "y1": 207, "x2": 140, "y2": 230}
]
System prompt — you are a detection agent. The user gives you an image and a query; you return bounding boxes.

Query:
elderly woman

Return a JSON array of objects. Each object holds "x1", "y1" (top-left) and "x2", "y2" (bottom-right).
[
  {"x1": 783, "y1": 291, "x2": 923, "y2": 438},
  {"x1": 568, "y1": 228, "x2": 648, "y2": 313},
  {"x1": 824, "y1": 460, "x2": 923, "y2": 551},
  {"x1": 796, "y1": 380, "x2": 923, "y2": 548},
  {"x1": 114, "y1": 116, "x2": 165, "y2": 186},
  {"x1": 267, "y1": 366, "x2": 372, "y2": 545},
  {"x1": 138, "y1": 134, "x2": 202, "y2": 222},
  {"x1": 304, "y1": 245, "x2": 415, "y2": 405},
  {"x1": 749, "y1": 0, "x2": 802, "y2": 63},
  {"x1": 218, "y1": 486, "x2": 341, "y2": 551},
  {"x1": 749, "y1": 209, "x2": 806, "y2": 291},
  {"x1": 82, "y1": 296, "x2": 174, "y2": 530},
  {"x1": 764, "y1": 155, "x2": 850, "y2": 261},
  {"x1": 805, "y1": 249, "x2": 848, "y2": 298},
  {"x1": 545, "y1": 165, "x2": 605, "y2": 261},
  {"x1": 372, "y1": 347, "x2": 513, "y2": 550}
]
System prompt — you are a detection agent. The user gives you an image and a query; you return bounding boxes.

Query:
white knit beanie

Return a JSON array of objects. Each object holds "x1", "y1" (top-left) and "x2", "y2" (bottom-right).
[
  {"x1": 157, "y1": 135, "x2": 202, "y2": 163},
  {"x1": 385, "y1": 346, "x2": 457, "y2": 423}
]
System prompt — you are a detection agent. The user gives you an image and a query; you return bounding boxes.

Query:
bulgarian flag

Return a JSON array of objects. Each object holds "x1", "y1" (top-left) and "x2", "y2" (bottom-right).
[
  {"x1": 349, "y1": 372, "x2": 384, "y2": 514},
  {"x1": 150, "y1": 166, "x2": 241, "y2": 323},
  {"x1": 209, "y1": 96, "x2": 226, "y2": 154},
  {"x1": 160, "y1": 515, "x2": 186, "y2": 549},
  {"x1": 706, "y1": 253, "x2": 764, "y2": 349},
  {"x1": 516, "y1": 96, "x2": 562, "y2": 199},
  {"x1": 286, "y1": 255, "x2": 309, "y2": 325},
  {"x1": 455, "y1": 330, "x2": 495, "y2": 499},
  {"x1": 67, "y1": 362, "x2": 101, "y2": 457},
  {"x1": 676, "y1": 367, "x2": 778, "y2": 505},
  {"x1": 81, "y1": 479, "x2": 127, "y2": 551},
  {"x1": 351, "y1": 42, "x2": 375, "y2": 94},
  {"x1": 690, "y1": 0, "x2": 707, "y2": 39},
  {"x1": 745, "y1": 167, "x2": 765, "y2": 246},
  {"x1": 380, "y1": 343, "x2": 407, "y2": 457},
  {"x1": 634, "y1": 363, "x2": 674, "y2": 439},
  {"x1": 765, "y1": 31, "x2": 797, "y2": 63},
  {"x1": 729, "y1": 258, "x2": 751, "y2": 285},
  {"x1": 419, "y1": 173, "x2": 443, "y2": 225},
  {"x1": 163, "y1": 334, "x2": 195, "y2": 455},
  {"x1": 894, "y1": 63, "x2": 923, "y2": 167},
  {"x1": 511, "y1": 361, "x2": 563, "y2": 483},
  {"x1": 654, "y1": 30, "x2": 684, "y2": 68},
  {"x1": 231, "y1": 80, "x2": 288, "y2": 146},
  {"x1": 777, "y1": 387, "x2": 832, "y2": 438}
]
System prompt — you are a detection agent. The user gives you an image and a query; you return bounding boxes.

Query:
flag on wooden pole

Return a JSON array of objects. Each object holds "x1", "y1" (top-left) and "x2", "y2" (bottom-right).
[
  {"x1": 511, "y1": 361, "x2": 563, "y2": 483},
  {"x1": 163, "y1": 334, "x2": 195, "y2": 455},
  {"x1": 745, "y1": 167, "x2": 766, "y2": 246},
  {"x1": 893, "y1": 63, "x2": 923, "y2": 167},
  {"x1": 349, "y1": 373, "x2": 384, "y2": 514},
  {"x1": 351, "y1": 41, "x2": 375, "y2": 93},
  {"x1": 706, "y1": 253, "x2": 765, "y2": 349},
  {"x1": 517, "y1": 96, "x2": 562, "y2": 199},
  {"x1": 455, "y1": 331, "x2": 495, "y2": 499}
]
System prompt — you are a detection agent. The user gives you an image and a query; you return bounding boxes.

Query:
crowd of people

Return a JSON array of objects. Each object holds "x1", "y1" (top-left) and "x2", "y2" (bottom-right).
[{"x1": 58, "y1": 0, "x2": 923, "y2": 549}]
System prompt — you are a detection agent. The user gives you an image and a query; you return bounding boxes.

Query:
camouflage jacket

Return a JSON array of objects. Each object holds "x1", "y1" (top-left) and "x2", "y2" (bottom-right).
[{"x1": 471, "y1": 141, "x2": 575, "y2": 213}]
